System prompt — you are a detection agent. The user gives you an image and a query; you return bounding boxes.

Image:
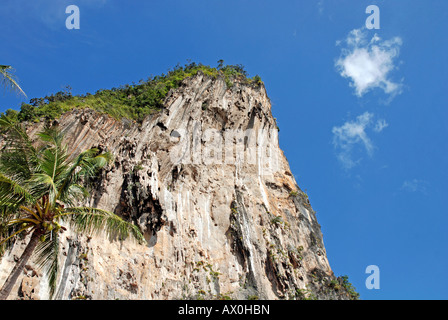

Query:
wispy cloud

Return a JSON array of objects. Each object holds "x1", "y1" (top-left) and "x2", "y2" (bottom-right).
[
  {"x1": 374, "y1": 119, "x2": 389, "y2": 132},
  {"x1": 317, "y1": 0, "x2": 324, "y2": 15},
  {"x1": 332, "y1": 112, "x2": 388, "y2": 169},
  {"x1": 335, "y1": 28, "x2": 403, "y2": 98},
  {"x1": 401, "y1": 179, "x2": 429, "y2": 194}
]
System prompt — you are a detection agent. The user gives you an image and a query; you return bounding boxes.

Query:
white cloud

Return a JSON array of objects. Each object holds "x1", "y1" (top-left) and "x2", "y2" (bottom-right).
[
  {"x1": 335, "y1": 28, "x2": 403, "y2": 98},
  {"x1": 374, "y1": 119, "x2": 389, "y2": 132},
  {"x1": 332, "y1": 112, "x2": 389, "y2": 169},
  {"x1": 332, "y1": 112, "x2": 374, "y2": 169}
]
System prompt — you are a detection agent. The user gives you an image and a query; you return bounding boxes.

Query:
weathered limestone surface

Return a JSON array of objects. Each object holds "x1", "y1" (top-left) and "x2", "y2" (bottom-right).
[{"x1": 0, "y1": 73, "x2": 351, "y2": 300}]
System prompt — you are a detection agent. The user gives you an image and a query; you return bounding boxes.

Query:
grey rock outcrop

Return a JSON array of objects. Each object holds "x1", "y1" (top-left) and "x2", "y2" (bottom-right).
[{"x1": 0, "y1": 72, "x2": 354, "y2": 300}]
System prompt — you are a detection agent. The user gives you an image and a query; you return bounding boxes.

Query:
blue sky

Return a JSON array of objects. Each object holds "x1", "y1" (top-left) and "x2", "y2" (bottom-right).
[{"x1": 1, "y1": 0, "x2": 447, "y2": 299}]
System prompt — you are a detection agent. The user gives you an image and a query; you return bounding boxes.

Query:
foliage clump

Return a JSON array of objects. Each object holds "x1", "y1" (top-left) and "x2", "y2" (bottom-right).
[
  {"x1": 340, "y1": 275, "x2": 360, "y2": 300},
  {"x1": 2, "y1": 61, "x2": 263, "y2": 124}
]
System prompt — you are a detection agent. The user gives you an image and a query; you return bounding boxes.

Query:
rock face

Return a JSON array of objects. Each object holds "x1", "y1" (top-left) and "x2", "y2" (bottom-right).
[{"x1": 0, "y1": 72, "x2": 353, "y2": 300}]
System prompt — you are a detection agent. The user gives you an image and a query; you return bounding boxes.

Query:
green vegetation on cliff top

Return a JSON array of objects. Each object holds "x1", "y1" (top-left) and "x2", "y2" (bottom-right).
[{"x1": 2, "y1": 61, "x2": 263, "y2": 123}]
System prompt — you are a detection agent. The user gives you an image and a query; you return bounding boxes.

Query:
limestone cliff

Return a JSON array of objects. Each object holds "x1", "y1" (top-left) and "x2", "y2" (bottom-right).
[{"x1": 0, "y1": 72, "x2": 355, "y2": 300}]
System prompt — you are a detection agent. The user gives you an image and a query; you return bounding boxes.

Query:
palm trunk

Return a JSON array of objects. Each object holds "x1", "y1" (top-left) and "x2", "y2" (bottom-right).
[{"x1": 0, "y1": 229, "x2": 42, "y2": 300}]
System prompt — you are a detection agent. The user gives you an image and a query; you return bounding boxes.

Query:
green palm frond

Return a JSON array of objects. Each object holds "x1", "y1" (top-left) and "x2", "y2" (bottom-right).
[
  {"x1": 0, "y1": 151, "x2": 33, "y2": 183},
  {"x1": 0, "y1": 65, "x2": 26, "y2": 97},
  {"x1": 36, "y1": 127, "x2": 64, "y2": 146},
  {"x1": 76, "y1": 150, "x2": 112, "y2": 179},
  {"x1": 61, "y1": 207, "x2": 145, "y2": 244},
  {"x1": 55, "y1": 148, "x2": 110, "y2": 204},
  {"x1": 0, "y1": 222, "x2": 33, "y2": 251},
  {"x1": 0, "y1": 207, "x2": 28, "y2": 256},
  {"x1": 39, "y1": 148, "x2": 69, "y2": 182},
  {"x1": 0, "y1": 116, "x2": 40, "y2": 178},
  {"x1": 57, "y1": 183, "x2": 88, "y2": 208},
  {"x1": 0, "y1": 173, "x2": 35, "y2": 209},
  {"x1": 34, "y1": 230, "x2": 59, "y2": 299},
  {"x1": 28, "y1": 173, "x2": 57, "y2": 199},
  {"x1": 37, "y1": 129, "x2": 70, "y2": 184}
]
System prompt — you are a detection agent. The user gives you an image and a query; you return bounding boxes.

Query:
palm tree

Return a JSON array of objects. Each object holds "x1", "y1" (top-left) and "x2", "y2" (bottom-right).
[
  {"x1": 0, "y1": 65, "x2": 26, "y2": 97},
  {"x1": 0, "y1": 116, "x2": 145, "y2": 300}
]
